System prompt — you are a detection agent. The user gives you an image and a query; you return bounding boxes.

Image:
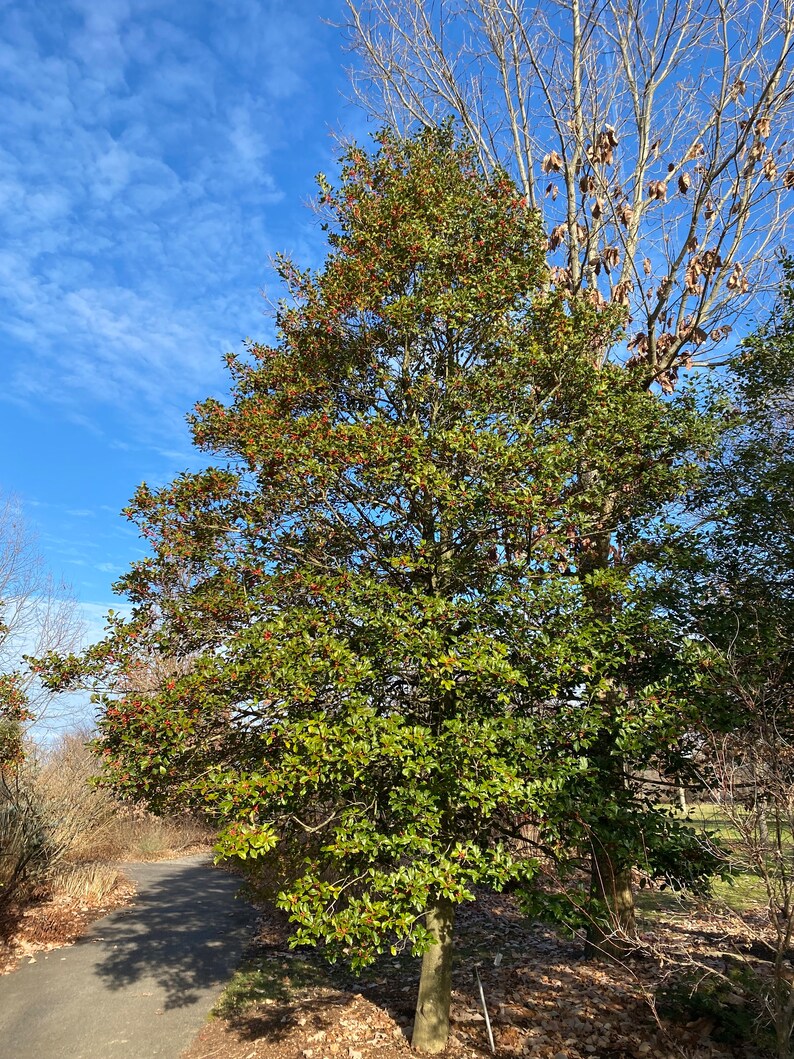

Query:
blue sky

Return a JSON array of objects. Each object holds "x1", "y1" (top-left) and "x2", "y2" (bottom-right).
[{"x1": 0, "y1": 0, "x2": 366, "y2": 656}]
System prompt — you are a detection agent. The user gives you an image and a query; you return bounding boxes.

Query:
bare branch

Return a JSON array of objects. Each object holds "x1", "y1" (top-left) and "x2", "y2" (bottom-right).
[
  {"x1": 345, "y1": 0, "x2": 794, "y2": 377},
  {"x1": 0, "y1": 495, "x2": 84, "y2": 731}
]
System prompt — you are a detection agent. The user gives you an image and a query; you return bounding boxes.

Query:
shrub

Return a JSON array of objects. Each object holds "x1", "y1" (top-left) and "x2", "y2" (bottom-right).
[
  {"x1": 0, "y1": 764, "x2": 51, "y2": 911},
  {"x1": 656, "y1": 961, "x2": 773, "y2": 1053}
]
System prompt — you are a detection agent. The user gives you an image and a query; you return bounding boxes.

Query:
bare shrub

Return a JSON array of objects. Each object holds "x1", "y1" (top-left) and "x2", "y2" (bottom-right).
[
  {"x1": 1, "y1": 734, "x2": 120, "y2": 912},
  {"x1": 0, "y1": 764, "x2": 50, "y2": 910},
  {"x1": 691, "y1": 725, "x2": 794, "y2": 1059},
  {"x1": 33, "y1": 732, "x2": 119, "y2": 865}
]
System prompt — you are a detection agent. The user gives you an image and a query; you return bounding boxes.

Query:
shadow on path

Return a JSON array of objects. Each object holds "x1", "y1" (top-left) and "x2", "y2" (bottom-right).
[
  {"x1": 0, "y1": 854, "x2": 256, "y2": 1059},
  {"x1": 87, "y1": 857, "x2": 254, "y2": 1009}
]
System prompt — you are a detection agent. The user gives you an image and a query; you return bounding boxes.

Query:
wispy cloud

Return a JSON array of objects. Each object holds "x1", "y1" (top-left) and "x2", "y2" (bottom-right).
[
  {"x1": 0, "y1": 0, "x2": 352, "y2": 610},
  {"x1": 0, "y1": 0, "x2": 343, "y2": 450}
]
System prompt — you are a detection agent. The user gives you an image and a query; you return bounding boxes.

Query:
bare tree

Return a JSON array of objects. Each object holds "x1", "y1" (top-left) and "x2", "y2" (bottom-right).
[
  {"x1": 0, "y1": 495, "x2": 84, "y2": 734},
  {"x1": 346, "y1": 0, "x2": 794, "y2": 387}
]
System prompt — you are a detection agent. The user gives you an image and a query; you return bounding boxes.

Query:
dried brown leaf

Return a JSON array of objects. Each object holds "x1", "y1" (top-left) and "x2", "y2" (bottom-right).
[
  {"x1": 602, "y1": 246, "x2": 620, "y2": 271},
  {"x1": 756, "y1": 116, "x2": 771, "y2": 139},
  {"x1": 618, "y1": 203, "x2": 633, "y2": 228},
  {"x1": 612, "y1": 279, "x2": 633, "y2": 308},
  {"x1": 548, "y1": 224, "x2": 566, "y2": 251},
  {"x1": 647, "y1": 179, "x2": 667, "y2": 202}
]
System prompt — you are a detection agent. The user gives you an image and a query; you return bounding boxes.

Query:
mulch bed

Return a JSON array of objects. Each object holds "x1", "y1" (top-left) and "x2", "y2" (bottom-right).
[{"x1": 183, "y1": 893, "x2": 772, "y2": 1059}]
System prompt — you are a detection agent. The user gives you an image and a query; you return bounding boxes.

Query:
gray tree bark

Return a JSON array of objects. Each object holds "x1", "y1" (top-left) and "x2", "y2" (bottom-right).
[
  {"x1": 412, "y1": 897, "x2": 455, "y2": 1053},
  {"x1": 584, "y1": 839, "x2": 637, "y2": 960}
]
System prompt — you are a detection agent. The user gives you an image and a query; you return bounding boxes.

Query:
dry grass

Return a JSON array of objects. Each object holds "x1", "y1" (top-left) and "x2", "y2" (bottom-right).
[
  {"x1": 0, "y1": 871, "x2": 135, "y2": 974},
  {"x1": 48, "y1": 862, "x2": 128, "y2": 903},
  {"x1": 101, "y1": 811, "x2": 216, "y2": 861}
]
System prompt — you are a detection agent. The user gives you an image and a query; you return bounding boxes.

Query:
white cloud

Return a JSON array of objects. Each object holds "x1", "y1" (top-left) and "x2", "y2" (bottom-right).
[
  {"x1": 78, "y1": 599, "x2": 133, "y2": 645},
  {"x1": 0, "y1": 0, "x2": 340, "y2": 453}
]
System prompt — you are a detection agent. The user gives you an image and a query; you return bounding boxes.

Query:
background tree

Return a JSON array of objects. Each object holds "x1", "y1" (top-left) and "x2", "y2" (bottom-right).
[
  {"x1": 41, "y1": 127, "x2": 726, "y2": 1047},
  {"x1": 676, "y1": 265, "x2": 794, "y2": 1058},
  {"x1": 346, "y1": 0, "x2": 794, "y2": 382}
]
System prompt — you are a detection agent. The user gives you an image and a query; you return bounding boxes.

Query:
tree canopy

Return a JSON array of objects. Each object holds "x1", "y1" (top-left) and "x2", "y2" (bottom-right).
[{"x1": 40, "y1": 126, "x2": 732, "y2": 1050}]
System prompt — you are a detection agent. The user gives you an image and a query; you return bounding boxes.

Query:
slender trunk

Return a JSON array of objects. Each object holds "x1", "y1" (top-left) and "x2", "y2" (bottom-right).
[
  {"x1": 578, "y1": 525, "x2": 638, "y2": 959},
  {"x1": 412, "y1": 897, "x2": 455, "y2": 1053},
  {"x1": 584, "y1": 838, "x2": 636, "y2": 960},
  {"x1": 758, "y1": 796, "x2": 770, "y2": 849},
  {"x1": 582, "y1": 720, "x2": 638, "y2": 960},
  {"x1": 678, "y1": 785, "x2": 687, "y2": 813}
]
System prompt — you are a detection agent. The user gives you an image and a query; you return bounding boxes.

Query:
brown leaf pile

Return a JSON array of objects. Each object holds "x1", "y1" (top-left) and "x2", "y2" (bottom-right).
[
  {"x1": 183, "y1": 893, "x2": 771, "y2": 1059},
  {"x1": 0, "y1": 878, "x2": 135, "y2": 974}
]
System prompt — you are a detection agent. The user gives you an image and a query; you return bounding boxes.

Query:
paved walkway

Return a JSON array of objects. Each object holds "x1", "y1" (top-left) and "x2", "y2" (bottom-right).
[{"x1": 0, "y1": 854, "x2": 255, "y2": 1059}]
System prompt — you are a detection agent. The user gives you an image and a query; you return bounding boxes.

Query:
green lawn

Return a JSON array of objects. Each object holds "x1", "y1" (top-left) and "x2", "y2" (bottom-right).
[{"x1": 635, "y1": 802, "x2": 778, "y2": 917}]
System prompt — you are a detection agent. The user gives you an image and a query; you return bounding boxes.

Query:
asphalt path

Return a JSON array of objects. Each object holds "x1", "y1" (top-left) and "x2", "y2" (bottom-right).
[{"x1": 0, "y1": 854, "x2": 255, "y2": 1059}]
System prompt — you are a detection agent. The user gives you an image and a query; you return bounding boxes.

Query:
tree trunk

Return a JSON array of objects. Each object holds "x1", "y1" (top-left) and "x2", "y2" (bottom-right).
[
  {"x1": 412, "y1": 897, "x2": 455, "y2": 1053},
  {"x1": 584, "y1": 839, "x2": 636, "y2": 960},
  {"x1": 577, "y1": 537, "x2": 638, "y2": 957},
  {"x1": 757, "y1": 795, "x2": 770, "y2": 849},
  {"x1": 678, "y1": 785, "x2": 687, "y2": 813}
]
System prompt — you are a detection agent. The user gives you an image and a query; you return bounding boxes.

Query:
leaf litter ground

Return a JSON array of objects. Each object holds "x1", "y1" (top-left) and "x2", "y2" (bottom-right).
[
  {"x1": 183, "y1": 891, "x2": 773, "y2": 1059},
  {"x1": 0, "y1": 878, "x2": 135, "y2": 974}
]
